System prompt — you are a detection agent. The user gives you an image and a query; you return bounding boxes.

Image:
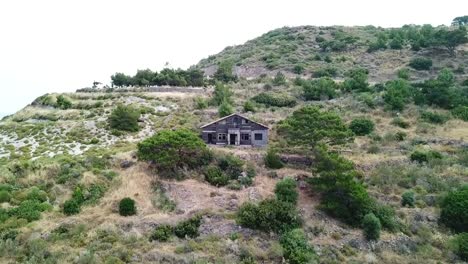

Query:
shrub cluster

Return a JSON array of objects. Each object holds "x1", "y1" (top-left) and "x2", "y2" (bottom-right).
[
  {"x1": 119, "y1": 197, "x2": 137, "y2": 216},
  {"x1": 63, "y1": 185, "x2": 107, "y2": 215},
  {"x1": 204, "y1": 154, "x2": 253, "y2": 188},
  {"x1": 410, "y1": 150, "x2": 442, "y2": 164},
  {"x1": 111, "y1": 68, "x2": 205, "y2": 87},
  {"x1": 301, "y1": 77, "x2": 338, "y2": 101},
  {"x1": 174, "y1": 215, "x2": 202, "y2": 238},
  {"x1": 440, "y1": 185, "x2": 468, "y2": 233},
  {"x1": 150, "y1": 225, "x2": 173, "y2": 242},
  {"x1": 264, "y1": 149, "x2": 284, "y2": 169},
  {"x1": 420, "y1": 111, "x2": 449, "y2": 124},
  {"x1": 108, "y1": 105, "x2": 141, "y2": 132},
  {"x1": 409, "y1": 57, "x2": 433, "y2": 70},
  {"x1": 349, "y1": 118, "x2": 375, "y2": 136},
  {"x1": 453, "y1": 233, "x2": 468, "y2": 261},
  {"x1": 252, "y1": 92, "x2": 297, "y2": 107},
  {"x1": 275, "y1": 178, "x2": 298, "y2": 204},
  {"x1": 280, "y1": 229, "x2": 317, "y2": 264},
  {"x1": 401, "y1": 191, "x2": 415, "y2": 207},
  {"x1": 362, "y1": 213, "x2": 381, "y2": 240}
]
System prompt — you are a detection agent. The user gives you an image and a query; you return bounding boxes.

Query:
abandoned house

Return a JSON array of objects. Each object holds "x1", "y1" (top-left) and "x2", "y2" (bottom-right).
[{"x1": 200, "y1": 114, "x2": 269, "y2": 146}]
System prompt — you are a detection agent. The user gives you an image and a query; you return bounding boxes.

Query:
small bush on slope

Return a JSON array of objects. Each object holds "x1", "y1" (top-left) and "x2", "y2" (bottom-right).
[
  {"x1": 440, "y1": 185, "x2": 468, "y2": 233},
  {"x1": 264, "y1": 149, "x2": 284, "y2": 169},
  {"x1": 362, "y1": 213, "x2": 381, "y2": 240},
  {"x1": 108, "y1": 105, "x2": 141, "y2": 132},
  {"x1": 275, "y1": 178, "x2": 298, "y2": 205},
  {"x1": 280, "y1": 229, "x2": 317, "y2": 264},
  {"x1": 119, "y1": 197, "x2": 137, "y2": 216},
  {"x1": 349, "y1": 118, "x2": 374, "y2": 136}
]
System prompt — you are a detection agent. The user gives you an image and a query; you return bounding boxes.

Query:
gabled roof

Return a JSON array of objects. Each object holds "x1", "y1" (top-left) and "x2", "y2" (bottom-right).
[{"x1": 200, "y1": 113, "x2": 269, "y2": 129}]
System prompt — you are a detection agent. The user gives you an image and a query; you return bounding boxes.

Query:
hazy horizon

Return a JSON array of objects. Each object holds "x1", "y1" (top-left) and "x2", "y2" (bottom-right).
[{"x1": 1, "y1": 0, "x2": 466, "y2": 116}]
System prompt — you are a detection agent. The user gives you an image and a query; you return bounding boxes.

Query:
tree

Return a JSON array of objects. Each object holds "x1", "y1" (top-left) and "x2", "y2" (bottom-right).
[
  {"x1": 440, "y1": 185, "x2": 468, "y2": 232},
  {"x1": 111, "y1": 72, "x2": 132, "y2": 87},
  {"x1": 211, "y1": 82, "x2": 233, "y2": 106},
  {"x1": 436, "y1": 27, "x2": 468, "y2": 56},
  {"x1": 218, "y1": 100, "x2": 233, "y2": 117},
  {"x1": 278, "y1": 106, "x2": 353, "y2": 148},
  {"x1": 133, "y1": 69, "x2": 155, "y2": 86},
  {"x1": 264, "y1": 149, "x2": 284, "y2": 169},
  {"x1": 302, "y1": 77, "x2": 338, "y2": 100},
  {"x1": 214, "y1": 60, "x2": 237, "y2": 82},
  {"x1": 119, "y1": 197, "x2": 136, "y2": 216},
  {"x1": 452, "y1": 16, "x2": 468, "y2": 26},
  {"x1": 137, "y1": 129, "x2": 211, "y2": 172},
  {"x1": 108, "y1": 105, "x2": 141, "y2": 132},
  {"x1": 362, "y1": 213, "x2": 381, "y2": 240}
]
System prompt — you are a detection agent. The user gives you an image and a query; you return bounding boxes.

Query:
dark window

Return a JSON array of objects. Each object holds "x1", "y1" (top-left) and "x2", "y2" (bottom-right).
[
  {"x1": 241, "y1": 133, "x2": 250, "y2": 140},
  {"x1": 218, "y1": 133, "x2": 226, "y2": 140},
  {"x1": 254, "y1": 133, "x2": 263, "y2": 140}
]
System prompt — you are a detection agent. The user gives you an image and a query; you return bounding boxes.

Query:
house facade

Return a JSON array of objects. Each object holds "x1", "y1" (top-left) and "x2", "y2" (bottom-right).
[{"x1": 200, "y1": 114, "x2": 268, "y2": 146}]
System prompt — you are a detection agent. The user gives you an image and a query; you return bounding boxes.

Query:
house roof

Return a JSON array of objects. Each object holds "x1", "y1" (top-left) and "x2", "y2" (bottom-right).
[{"x1": 200, "y1": 113, "x2": 269, "y2": 129}]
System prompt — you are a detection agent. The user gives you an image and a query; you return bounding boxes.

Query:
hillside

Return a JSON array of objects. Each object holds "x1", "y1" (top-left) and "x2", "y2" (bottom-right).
[
  {"x1": 0, "y1": 23, "x2": 467, "y2": 264},
  {"x1": 197, "y1": 25, "x2": 468, "y2": 82}
]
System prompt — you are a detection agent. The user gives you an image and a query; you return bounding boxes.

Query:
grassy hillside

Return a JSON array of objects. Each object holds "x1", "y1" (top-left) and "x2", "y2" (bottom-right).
[
  {"x1": 197, "y1": 25, "x2": 468, "y2": 82},
  {"x1": 0, "y1": 24, "x2": 467, "y2": 263}
]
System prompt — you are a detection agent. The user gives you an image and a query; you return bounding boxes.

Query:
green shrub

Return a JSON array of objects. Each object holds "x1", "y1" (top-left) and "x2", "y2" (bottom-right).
[
  {"x1": 452, "y1": 106, "x2": 468, "y2": 121},
  {"x1": 275, "y1": 178, "x2": 298, "y2": 205},
  {"x1": 108, "y1": 105, "x2": 141, "y2": 132},
  {"x1": 349, "y1": 118, "x2": 375, "y2": 136},
  {"x1": 383, "y1": 79, "x2": 412, "y2": 111},
  {"x1": 237, "y1": 199, "x2": 300, "y2": 233},
  {"x1": 397, "y1": 68, "x2": 410, "y2": 80},
  {"x1": 264, "y1": 149, "x2": 284, "y2": 169},
  {"x1": 342, "y1": 68, "x2": 369, "y2": 92},
  {"x1": 395, "y1": 131, "x2": 407, "y2": 141},
  {"x1": 119, "y1": 197, "x2": 137, "y2": 216},
  {"x1": 0, "y1": 190, "x2": 11, "y2": 203},
  {"x1": 56, "y1": 95, "x2": 72, "y2": 109},
  {"x1": 401, "y1": 191, "x2": 415, "y2": 207},
  {"x1": 280, "y1": 229, "x2": 317, "y2": 264},
  {"x1": 174, "y1": 215, "x2": 202, "y2": 238},
  {"x1": 218, "y1": 100, "x2": 233, "y2": 117},
  {"x1": 293, "y1": 64, "x2": 305, "y2": 74},
  {"x1": 243, "y1": 101, "x2": 256, "y2": 112},
  {"x1": 452, "y1": 233, "x2": 468, "y2": 261},
  {"x1": 440, "y1": 186, "x2": 468, "y2": 232},
  {"x1": 252, "y1": 92, "x2": 296, "y2": 107},
  {"x1": 302, "y1": 77, "x2": 338, "y2": 100},
  {"x1": 391, "y1": 117, "x2": 410, "y2": 128},
  {"x1": 410, "y1": 150, "x2": 442, "y2": 163},
  {"x1": 63, "y1": 199, "x2": 81, "y2": 215},
  {"x1": 312, "y1": 67, "x2": 337, "y2": 78},
  {"x1": 217, "y1": 155, "x2": 244, "y2": 179},
  {"x1": 137, "y1": 129, "x2": 211, "y2": 173},
  {"x1": 204, "y1": 166, "x2": 229, "y2": 187},
  {"x1": 11, "y1": 200, "x2": 51, "y2": 222},
  {"x1": 409, "y1": 57, "x2": 433, "y2": 70},
  {"x1": 194, "y1": 97, "x2": 208, "y2": 109},
  {"x1": 273, "y1": 71, "x2": 287, "y2": 86},
  {"x1": 150, "y1": 225, "x2": 173, "y2": 242},
  {"x1": 420, "y1": 111, "x2": 449, "y2": 124},
  {"x1": 362, "y1": 213, "x2": 381, "y2": 240}
]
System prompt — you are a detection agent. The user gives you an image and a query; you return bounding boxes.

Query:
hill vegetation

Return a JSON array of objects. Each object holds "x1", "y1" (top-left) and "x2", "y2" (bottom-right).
[{"x1": 0, "y1": 18, "x2": 467, "y2": 263}]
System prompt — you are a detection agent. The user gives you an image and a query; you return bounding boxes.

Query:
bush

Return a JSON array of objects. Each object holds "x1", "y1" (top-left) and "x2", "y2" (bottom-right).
[
  {"x1": 383, "y1": 79, "x2": 412, "y2": 111},
  {"x1": 63, "y1": 199, "x2": 81, "y2": 215},
  {"x1": 56, "y1": 95, "x2": 72, "y2": 109},
  {"x1": 108, "y1": 105, "x2": 141, "y2": 132},
  {"x1": 349, "y1": 118, "x2": 375, "y2": 136},
  {"x1": 174, "y1": 215, "x2": 202, "y2": 238},
  {"x1": 194, "y1": 97, "x2": 208, "y2": 109},
  {"x1": 401, "y1": 191, "x2": 415, "y2": 207},
  {"x1": 150, "y1": 225, "x2": 173, "y2": 242},
  {"x1": 0, "y1": 190, "x2": 11, "y2": 203},
  {"x1": 342, "y1": 68, "x2": 369, "y2": 92},
  {"x1": 252, "y1": 92, "x2": 296, "y2": 107},
  {"x1": 243, "y1": 101, "x2": 256, "y2": 112},
  {"x1": 409, "y1": 57, "x2": 433, "y2": 70},
  {"x1": 391, "y1": 117, "x2": 410, "y2": 128},
  {"x1": 280, "y1": 229, "x2": 317, "y2": 264},
  {"x1": 397, "y1": 68, "x2": 410, "y2": 80},
  {"x1": 204, "y1": 166, "x2": 229, "y2": 187},
  {"x1": 440, "y1": 186, "x2": 468, "y2": 232},
  {"x1": 410, "y1": 150, "x2": 442, "y2": 163},
  {"x1": 119, "y1": 198, "x2": 137, "y2": 216},
  {"x1": 452, "y1": 233, "x2": 468, "y2": 261},
  {"x1": 420, "y1": 111, "x2": 449, "y2": 124},
  {"x1": 362, "y1": 213, "x2": 381, "y2": 240},
  {"x1": 137, "y1": 129, "x2": 211, "y2": 173},
  {"x1": 452, "y1": 106, "x2": 468, "y2": 121},
  {"x1": 218, "y1": 100, "x2": 233, "y2": 117},
  {"x1": 237, "y1": 199, "x2": 301, "y2": 233},
  {"x1": 273, "y1": 71, "x2": 287, "y2": 86},
  {"x1": 302, "y1": 77, "x2": 338, "y2": 100},
  {"x1": 10, "y1": 200, "x2": 51, "y2": 222},
  {"x1": 312, "y1": 67, "x2": 337, "y2": 78},
  {"x1": 293, "y1": 64, "x2": 305, "y2": 74},
  {"x1": 264, "y1": 149, "x2": 284, "y2": 169},
  {"x1": 217, "y1": 155, "x2": 244, "y2": 179},
  {"x1": 275, "y1": 178, "x2": 298, "y2": 205}
]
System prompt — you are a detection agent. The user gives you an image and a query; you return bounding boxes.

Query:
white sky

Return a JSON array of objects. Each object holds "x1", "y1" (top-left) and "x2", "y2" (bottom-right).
[{"x1": 0, "y1": 0, "x2": 466, "y2": 116}]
